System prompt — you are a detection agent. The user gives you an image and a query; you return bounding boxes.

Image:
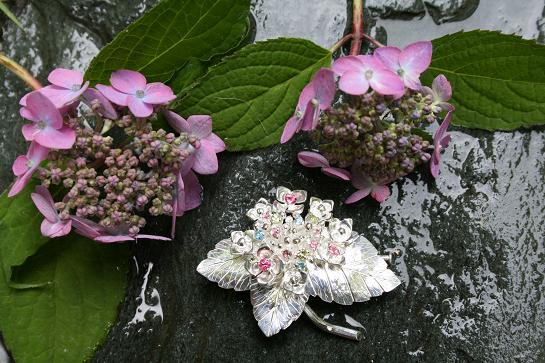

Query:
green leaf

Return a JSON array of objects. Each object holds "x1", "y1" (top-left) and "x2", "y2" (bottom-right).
[
  {"x1": 423, "y1": 30, "x2": 545, "y2": 131},
  {"x1": 0, "y1": 1, "x2": 24, "y2": 31},
  {"x1": 173, "y1": 38, "x2": 332, "y2": 151},
  {"x1": 169, "y1": 58, "x2": 207, "y2": 95},
  {"x1": 0, "y1": 181, "x2": 50, "y2": 287},
  {"x1": 0, "y1": 236, "x2": 128, "y2": 363},
  {"x1": 84, "y1": 0, "x2": 251, "y2": 85}
]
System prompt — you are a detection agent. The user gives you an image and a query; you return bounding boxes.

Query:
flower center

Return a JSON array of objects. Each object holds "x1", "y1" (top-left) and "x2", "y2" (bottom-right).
[
  {"x1": 258, "y1": 257, "x2": 272, "y2": 271},
  {"x1": 37, "y1": 120, "x2": 47, "y2": 130},
  {"x1": 364, "y1": 70, "x2": 374, "y2": 80},
  {"x1": 135, "y1": 90, "x2": 145, "y2": 98},
  {"x1": 311, "y1": 98, "x2": 319, "y2": 106},
  {"x1": 397, "y1": 68, "x2": 405, "y2": 77},
  {"x1": 328, "y1": 244, "x2": 340, "y2": 256},
  {"x1": 284, "y1": 193, "x2": 297, "y2": 205},
  {"x1": 26, "y1": 160, "x2": 34, "y2": 168}
]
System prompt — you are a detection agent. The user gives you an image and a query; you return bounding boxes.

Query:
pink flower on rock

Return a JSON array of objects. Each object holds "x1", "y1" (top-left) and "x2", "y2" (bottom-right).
[
  {"x1": 430, "y1": 110, "x2": 453, "y2": 178},
  {"x1": 345, "y1": 160, "x2": 391, "y2": 204},
  {"x1": 8, "y1": 142, "x2": 49, "y2": 197},
  {"x1": 169, "y1": 169, "x2": 203, "y2": 238},
  {"x1": 164, "y1": 110, "x2": 226, "y2": 175},
  {"x1": 21, "y1": 92, "x2": 76, "y2": 149},
  {"x1": 71, "y1": 216, "x2": 171, "y2": 243},
  {"x1": 20, "y1": 68, "x2": 89, "y2": 109},
  {"x1": 281, "y1": 68, "x2": 335, "y2": 143},
  {"x1": 422, "y1": 74, "x2": 454, "y2": 112},
  {"x1": 297, "y1": 151, "x2": 351, "y2": 180},
  {"x1": 332, "y1": 55, "x2": 404, "y2": 96},
  {"x1": 96, "y1": 70, "x2": 175, "y2": 118},
  {"x1": 31, "y1": 185, "x2": 72, "y2": 238},
  {"x1": 374, "y1": 41, "x2": 432, "y2": 91},
  {"x1": 82, "y1": 88, "x2": 118, "y2": 119}
]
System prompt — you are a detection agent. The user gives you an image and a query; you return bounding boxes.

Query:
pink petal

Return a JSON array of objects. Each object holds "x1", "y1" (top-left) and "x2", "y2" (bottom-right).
[
  {"x1": 322, "y1": 167, "x2": 351, "y2": 180},
  {"x1": 430, "y1": 158, "x2": 440, "y2": 178},
  {"x1": 164, "y1": 110, "x2": 189, "y2": 134},
  {"x1": 8, "y1": 172, "x2": 33, "y2": 197},
  {"x1": 135, "y1": 234, "x2": 171, "y2": 241},
  {"x1": 399, "y1": 41, "x2": 432, "y2": 74},
  {"x1": 297, "y1": 81, "x2": 316, "y2": 112},
  {"x1": 402, "y1": 73, "x2": 422, "y2": 91},
  {"x1": 187, "y1": 115, "x2": 212, "y2": 139},
  {"x1": 19, "y1": 107, "x2": 34, "y2": 120},
  {"x1": 312, "y1": 68, "x2": 336, "y2": 109},
  {"x1": 96, "y1": 84, "x2": 129, "y2": 106},
  {"x1": 434, "y1": 111, "x2": 453, "y2": 147},
  {"x1": 110, "y1": 69, "x2": 147, "y2": 94},
  {"x1": 25, "y1": 92, "x2": 63, "y2": 129},
  {"x1": 192, "y1": 144, "x2": 218, "y2": 174},
  {"x1": 28, "y1": 141, "x2": 50, "y2": 163},
  {"x1": 175, "y1": 172, "x2": 187, "y2": 216},
  {"x1": 95, "y1": 235, "x2": 135, "y2": 243},
  {"x1": 71, "y1": 216, "x2": 103, "y2": 239},
  {"x1": 350, "y1": 161, "x2": 374, "y2": 190},
  {"x1": 83, "y1": 88, "x2": 118, "y2": 119},
  {"x1": 41, "y1": 219, "x2": 70, "y2": 238},
  {"x1": 22, "y1": 124, "x2": 40, "y2": 142},
  {"x1": 12, "y1": 155, "x2": 30, "y2": 176},
  {"x1": 39, "y1": 84, "x2": 87, "y2": 109},
  {"x1": 31, "y1": 189, "x2": 57, "y2": 222},
  {"x1": 345, "y1": 188, "x2": 371, "y2": 204},
  {"x1": 332, "y1": 56, "x2": 363, "y2": 75},
  {"x1": 202, "y1": 133, "x2": 226, "y2": 153},
  {"x1": 143, "y1": 82, "x2": 176, "y2": 104},
  {"x1": 374, "y1": 47, "x2": 401, "y2": 73},
  {"x1": 128, "y1": 97, "x2": 153, "y2": 118},
  {"x1": 280, "y1": 115, "x2": 300, "y2": 144},
  {"x1": 369, "y1": 69, "x2": 404, "y2": 95},
  {"x1": 432, "y1": 74, "x2": 452, "y2": 102},
  {"x1": 182, "y1": 170, "x2": 203, "y2": 211},
  {"x1": 339, "y1": 71, "x2": 370, "y2": 95},
  {"x1": 298, "y1": 151, "x2": 329, "y2": 168},
  {"x1": 371, "y1": 185, "x2": 391, "y2": 202},
  {"x1": 34, "y1": 126, "x2": 76, "y2": 150},
  {"x1": 48, "y1": 68, "x2": 83, "y2": 89},
  {"x1": 441, "y1": 134, "x2": 452, "y2": 149},
  {"x1": 299, "y1": 101, "x2": 318, "y2": 131}
]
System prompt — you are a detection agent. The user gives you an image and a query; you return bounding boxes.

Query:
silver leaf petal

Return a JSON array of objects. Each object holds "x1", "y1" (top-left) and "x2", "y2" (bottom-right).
[
  {"x1": 250, "y1": 281, "x2": 309, "y2": 337},
  {"x1": 306, "y1": 234, "x2": 401, "y2": 304},
  {"x1": 196, "y1": 239, "x2": 252, "y2": 291}
]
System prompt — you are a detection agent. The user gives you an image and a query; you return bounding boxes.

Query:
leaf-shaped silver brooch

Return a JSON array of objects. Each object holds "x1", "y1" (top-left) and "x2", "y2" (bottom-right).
[{"x1": 197, "y1": 186, "x2": 401, "y2": 340}]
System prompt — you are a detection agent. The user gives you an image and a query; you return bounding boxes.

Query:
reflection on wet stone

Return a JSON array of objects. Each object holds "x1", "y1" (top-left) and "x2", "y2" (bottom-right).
[
  {"x1": 0, "y1": 0, "x2": 545, "y2": 362},
  {"x1": 424, "y1": 0, "x2": 479, "y2": 24}
]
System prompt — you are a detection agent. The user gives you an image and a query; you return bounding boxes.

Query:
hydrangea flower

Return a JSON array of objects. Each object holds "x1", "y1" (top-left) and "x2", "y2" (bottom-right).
[
  {"x1": 281, "y1": 68, "x2": 335, "y2": 143},
  {"x1": 297, "y1": 151, "x2": 351, "y2": 180},
  {"x1": 71, "y1": 216, "x2": 170, "y2": 243},
  {"x1": 97, "y1": 70, "x2": 175, "y2": 118},
  {"x1": 374, "y1": 41, "x2": 432, "y2": 91},
  {"x1": 332, "y1": 55, "x2": 404, "y2": 96},
  {"x1": 82, "y1": 88, "x2": 118, "y2": 119},
  {"x1": 345, "y1": 160, "x2": 391, "y2": 203},
  {"x1": 31, "y1": 185, "x2": 72, "y2": 238},
  {"x1": 21, "y1": 92, "x2": 76, "y2": 149},
  {"x1": 8, "y1": 142, "x2": 49, "y2": 197},
  {"x1": 430, "y1": 110, "x2": 453, "y2": 178},
  {"x1": 422, "y1": 74, "x2": 454, "y2": 112},
  {"x1": 164, "y1": 110, "x2": 226, "y2": 174}
]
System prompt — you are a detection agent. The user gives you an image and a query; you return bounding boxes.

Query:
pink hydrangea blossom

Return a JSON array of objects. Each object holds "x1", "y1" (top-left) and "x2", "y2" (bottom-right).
[
  {"x1": 97, "y1": 70, "x2": 175, "y2": 118},
  {"x1": 164, "y1": 110, "x2": 226, "y2": 175},
  {"x1": 31, "y1": 185, "x2": 72, "y2": 238},
  {"x1": 71, "y1": 216, "x2": 171, "y2": 243},
  {"x1": 430, "y1": 110, "x2": 453, "y2": 178},
  {"x1": 20, "y1": 68, "x2": 89, "y2": 109},
  {"x1": 20, "y1": 91, "x2": 76, "y2": 149},
  {"x1": 82, "y1": 88, "x2": 118, "y2": 119},
  {"x1": 8, "y1": 142, "x2": 49, "y2": 197},
  {"x1": 374, "y1": 41, "x2": 432, "y2": 91},
  {"x1": 345, "y1": 160, "x2": 391, "y2": 203},
  {"x1": 281, "y1": 68, "x2": 335, "y2": 143},
  {"x1": 332, "y1": 55, "x2": 404, "y2": 96},
  {"x1": 297, "y1": 151, "x2": 351, "y2": 180},
  {"x1": 422, "y1": 74, "x2": 453, "y2": 112}
]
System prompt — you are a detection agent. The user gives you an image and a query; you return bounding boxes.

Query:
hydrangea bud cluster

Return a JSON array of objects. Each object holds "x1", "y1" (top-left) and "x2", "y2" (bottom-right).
[
  {"x1": 9, "y1": 68, "x2": 225, "y2": 242},
  {"x1": 281, "y1": 41, "x2": 455, "y2": 203}
]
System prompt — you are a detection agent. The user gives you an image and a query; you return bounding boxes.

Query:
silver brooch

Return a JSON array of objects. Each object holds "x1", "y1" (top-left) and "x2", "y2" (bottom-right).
[{"x1": 197, "y1": 186, "x2": 401, "y2": 340}]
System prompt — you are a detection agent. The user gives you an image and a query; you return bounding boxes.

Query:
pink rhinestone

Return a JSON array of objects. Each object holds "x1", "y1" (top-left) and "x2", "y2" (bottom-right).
[
  {"x1": 282, "y1": 250, "x2": 292, "y2": 258},
  {"x1": 271, "y1": 228, "x2": 280, "y2": 238},
  {"x1": 328, "y1": 244, "x2": 340, "y2": 256},
  {"x1": 284, "y1": 193, "x2": 297, "y2": 205},
  {"x1": 258, "y1": 257, "x2": 272, "y2": 271},
  {"x1": 309, "y1": 240, "x2": 318, "y2": 250}
]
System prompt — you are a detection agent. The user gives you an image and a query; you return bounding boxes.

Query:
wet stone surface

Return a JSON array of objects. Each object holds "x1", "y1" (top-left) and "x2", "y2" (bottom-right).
[{"x1": 1, "y1": 0, "x2": 545, "y2": 362}]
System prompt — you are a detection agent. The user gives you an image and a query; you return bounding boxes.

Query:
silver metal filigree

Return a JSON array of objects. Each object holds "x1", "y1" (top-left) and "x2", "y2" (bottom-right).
[{"x1": 197, "y1": 186, "x2": 401, "y2": 339}]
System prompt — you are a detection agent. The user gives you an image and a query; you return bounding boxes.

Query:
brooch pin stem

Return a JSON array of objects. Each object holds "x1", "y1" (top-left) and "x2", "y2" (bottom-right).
[{"x1": 303, "y1": 305, "x2": 363, "y2": 341}]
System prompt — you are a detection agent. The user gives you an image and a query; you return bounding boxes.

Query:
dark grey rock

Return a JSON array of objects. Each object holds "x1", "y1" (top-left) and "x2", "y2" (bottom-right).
[
  {"x1": 424, "y1": 0, "x2": 479, "y2": 24},
  {"x1": 367, "y1": 0, "x2": 426, "y2": 20},
  {"x1": 1, "y1": 1, "x2": 545, "y2": 362}
]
